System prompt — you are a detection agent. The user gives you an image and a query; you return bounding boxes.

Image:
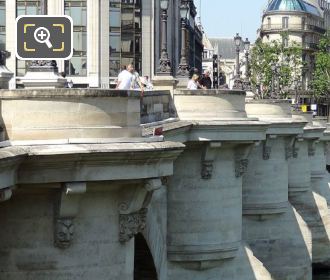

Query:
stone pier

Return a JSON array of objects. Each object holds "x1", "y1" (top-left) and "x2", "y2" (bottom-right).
[
  {"x1": 288, "y1": 113, "x2": 330, "y2": 268},
  {"x1": 243, "y1": 100, "x2": 312, "y2": 279},
  {"x1": 144, "y1": 90, "x2": 273, "y2": 279}
]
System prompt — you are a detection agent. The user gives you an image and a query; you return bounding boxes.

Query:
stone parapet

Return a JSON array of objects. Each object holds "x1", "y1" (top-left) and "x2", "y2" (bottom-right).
[
  {"x1": 140, "y1": 91, "x2": 176, "y2": 124},
  {"x1": 174, "y1": 89, "x2": 249, "y2": 121},
  {"x1": 0, "y1": 89, "x2": 142, "y2": 141}
]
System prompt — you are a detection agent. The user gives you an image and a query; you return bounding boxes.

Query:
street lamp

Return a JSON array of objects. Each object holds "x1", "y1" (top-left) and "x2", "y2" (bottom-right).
[
  {"x1": 233, "y1": 33, "x2": 243, "y2": 89},
  {"x1": 243, "y1": 38, "x2": 251, "y2": 90},
  {"x1": 294, "y1": 79, "x2": 302, "y2": 110},
  {"x1": 271, "y1": 62, "x2": 280, "y2": 98},
  {"x1": 160, "y1": 0, "x2": 169, "y2": 9},
  {"x1": 157, "y1": 0, "x2": 172, "y2": 75},
  {"x1": 177, "y1": 1, "x2": 189, "y2": 76}
]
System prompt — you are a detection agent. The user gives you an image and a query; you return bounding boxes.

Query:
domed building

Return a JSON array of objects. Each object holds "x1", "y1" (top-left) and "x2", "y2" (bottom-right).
[{"x1": 260, "y1": 0, "x2": 328, "y2": 104}]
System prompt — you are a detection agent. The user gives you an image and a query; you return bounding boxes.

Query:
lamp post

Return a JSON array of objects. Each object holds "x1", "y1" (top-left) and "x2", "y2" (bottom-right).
[
  {"x1": 244, "y1": 38, "x2": 250, "y2": 79},
  {"x1": 177, "y1": 1, "x2": 189, "y2": 76},
  {"x1": 243, "y1": 38, "x2": 251, "y2": 91},
  {"x1": 233, "y1": 33, "x2": 243, "y2": 89},
  {"x1": 271, "y1": 62, "x2": 280, "y2": 99},
  {"x1": 157, "y1": 0, "x2": 172, "y2": 75},
  {"x1": 294, "y1": 79, "x2": 302, "y2": 110}
]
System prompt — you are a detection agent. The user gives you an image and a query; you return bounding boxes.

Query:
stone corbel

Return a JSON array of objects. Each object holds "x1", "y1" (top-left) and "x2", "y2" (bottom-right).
[
  {"x1": 119, "y1": 178, "x2": 162, "y2": 243},
  {"x1": 0, "y1": 187, "x2": 12, "y2": 202},
  {"x1": 54, "y1": 182, "x2": 86, "y2": 249},
  {"x1": 285, "y1": 136, "x2": 302, "y2": 160},
  {"x1": 235, "y1": 144, "x2": 254, "y2": 178},
  {"x1": 263, "y1": 135, "x2": 276, "y2": 160},
  {"x1": 201, "y1": 142, "x2": 222, "y2": 179},
  {"x1": 308, "y1": 139, "x2": 319, "y2": 157},
  {"x1": 293, "y1": 136, "x2": 304, "y2": 158}
]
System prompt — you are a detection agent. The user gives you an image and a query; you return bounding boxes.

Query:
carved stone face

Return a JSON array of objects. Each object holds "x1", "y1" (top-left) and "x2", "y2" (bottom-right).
[
  {"x1": 201, "y1": 161, "x2": 213, "y2": 179},
  {"x1": 54, "y1": 219, "x2": 74, "y2": 249}
]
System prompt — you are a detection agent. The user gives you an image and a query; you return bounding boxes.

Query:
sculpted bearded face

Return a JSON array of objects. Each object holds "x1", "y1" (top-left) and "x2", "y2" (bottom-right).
[{"x1": 54, "y1": 218, "x2": 74, "y2": 249}]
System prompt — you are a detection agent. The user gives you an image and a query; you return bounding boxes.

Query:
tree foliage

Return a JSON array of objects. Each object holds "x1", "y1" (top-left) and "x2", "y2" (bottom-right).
[
  {"x1": 250, "y1": 34, "x2": 304, "y2": 99},
  {"x1": 310, "y1": 31, "x2": 330, "y2": 100}
]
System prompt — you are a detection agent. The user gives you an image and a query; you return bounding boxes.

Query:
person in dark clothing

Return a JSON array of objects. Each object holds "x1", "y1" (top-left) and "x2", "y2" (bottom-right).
[{"x1": 199, "y1": 70, "x2": 212, "y2": 89}]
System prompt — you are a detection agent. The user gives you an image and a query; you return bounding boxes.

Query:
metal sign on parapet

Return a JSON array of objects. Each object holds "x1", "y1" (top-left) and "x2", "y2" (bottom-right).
[{"x1": 16, "y1": 15, "x2": 73, "y2": 60}]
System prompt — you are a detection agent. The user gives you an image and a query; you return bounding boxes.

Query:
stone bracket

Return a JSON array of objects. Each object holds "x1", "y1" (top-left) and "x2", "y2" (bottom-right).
[
  {"x1": 0, "y1": 187, "x2": 12, "y2": 202},
  {"x1": 263, "y1": 135, "x2": 276, "y2": 160},
  {"x1": 285, "y1": 136, "x2": 302, "y2": 160},
  {"x1": 201, "y1": 142, "x2": 221, "y2": 179},
  {"x1": 235, "y1": 144, "x2": 254, "y2": 178},
  {"x1": 54, "y1": 182, "x2": 86, "y2": 249},
  {"x1": 308, "y1": 139, "x2": 319, "y2": 157},
  {"x1": 119, "y1": 178, "x2": 162, "y2": 243}
]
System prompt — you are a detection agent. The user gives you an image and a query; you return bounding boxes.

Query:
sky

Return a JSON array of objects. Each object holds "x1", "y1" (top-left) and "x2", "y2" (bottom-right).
[{"x1": 196, "y1": 0, "x2": 268, "y2": 42}]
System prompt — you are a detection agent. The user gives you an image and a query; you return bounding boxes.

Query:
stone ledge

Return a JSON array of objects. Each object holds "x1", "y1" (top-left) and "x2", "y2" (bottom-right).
[
  {"x1": 243, "y1": 201, "x2": 288, "y2": 216},
  {"x1": 174, "y1": 89, "x2": 245, "y2": 96},
  {"x1": 167, "y1": 241, "x2": 240, "y2": 262},
  {"x1": 0, "y1": 89, "x2": 142, "y2": 99}
]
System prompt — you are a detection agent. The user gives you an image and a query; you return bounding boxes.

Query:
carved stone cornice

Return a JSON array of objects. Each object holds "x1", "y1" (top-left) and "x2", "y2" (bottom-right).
[
  {"x1": 308, "y1": 139, "x2": 319, "y2": 157},
  {"x1": 119, "y1": 208, "x2": 148, "y2": 243},
  {"x1": 285, "y1": 136, "x2": 296, "y2": 160},
  {"x1": 234, "y1": 144, "x2": 254, "y2": 178},
  {"x1": 235, "y1": 159, "x2": 249, "y2": 178},
  {"x1": 54, "y1": 182, "x2": 86, "y2": 249},
  {"x1": 201, "y1": 142, "x2": 221, "y2": 179},
  {"x1": 263, "y1": 135, "x2": 276, "y2": 160},
  {"x1": 118, "y1": 178, "x2": 162, "y2": 243},
  {"x1": 286, "y1": 136, "x2": 303, "y2": 160}
]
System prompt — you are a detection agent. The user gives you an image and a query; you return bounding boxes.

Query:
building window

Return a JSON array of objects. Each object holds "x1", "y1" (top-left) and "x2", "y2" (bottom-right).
[
  {"x1": 267, "y1": 17, "x2": 271, "y2": 29},
  {"x1": 109, "y1": 0, "x2": 142, "y2": 77},
  {"x1": 282, "y1": 17, "x2": 289, "y2": 29},
  {"x1": 0, "y1": 0, "x2": 5, "y2": 51},
  {"x1": 64, "y1": 0, "x2": 87, "y2": 76},
  {"x1": 16, "y1": 0, "x2": 42, "y2": 76},
  {"x1": 302, "y1": 17, "x2": 306, "y2": 30}
]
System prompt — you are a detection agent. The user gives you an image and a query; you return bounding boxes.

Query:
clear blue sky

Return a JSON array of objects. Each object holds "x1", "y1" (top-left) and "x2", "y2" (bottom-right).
[{"x1": 196, "y1": 0, "x2": 267, "y2": 42}]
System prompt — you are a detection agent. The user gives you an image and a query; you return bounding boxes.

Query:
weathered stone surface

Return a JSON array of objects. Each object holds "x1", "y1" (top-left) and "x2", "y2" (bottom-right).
[{"x1": 244, "y1": 100, "x2": 311, "y2": 279}]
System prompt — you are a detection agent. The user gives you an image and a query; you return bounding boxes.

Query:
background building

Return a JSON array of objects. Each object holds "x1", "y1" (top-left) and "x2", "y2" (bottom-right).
[
  {"x1": 260, "y1": 0, "x2": 329, "y2": 91},
  {"x1": 0, "y1": 0, "x2": 203, "y2": 89}
]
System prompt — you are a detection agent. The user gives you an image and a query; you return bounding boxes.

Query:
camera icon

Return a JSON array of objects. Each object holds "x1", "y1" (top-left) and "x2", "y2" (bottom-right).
[{"x1": 16, "y1": 16, "x2": 73, "y2": 60}]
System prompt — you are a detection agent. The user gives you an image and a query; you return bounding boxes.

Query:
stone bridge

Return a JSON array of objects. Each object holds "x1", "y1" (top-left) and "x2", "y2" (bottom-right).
[{"x1": 0, "y1": 88, "x2": 329, "y2": 280}]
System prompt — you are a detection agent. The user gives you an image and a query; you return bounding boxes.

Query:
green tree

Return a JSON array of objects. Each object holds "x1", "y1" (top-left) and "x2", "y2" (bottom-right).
[
  {"x1": 250, "y1": 34, "x2": 304, "y2": 99},
  {"x1": 310, "y1": 31, "x2": 330, "y2": 101}
]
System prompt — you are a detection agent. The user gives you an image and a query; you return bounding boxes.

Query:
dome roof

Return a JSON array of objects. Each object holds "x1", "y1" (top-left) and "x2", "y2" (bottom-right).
[
  {"x1": 266, "y1": 0, "x2": 321, "y2": 16},
  {"x1": 266, "y1": 0, "x2": 307, "y2": 12}
]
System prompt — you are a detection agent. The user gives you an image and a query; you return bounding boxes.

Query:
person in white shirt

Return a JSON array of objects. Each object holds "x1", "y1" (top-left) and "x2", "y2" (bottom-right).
[
  {"x1": 116, "y1": 64, "x2": 144, "y2": 96},
  {"x1": 116, "y1": 64, "x2": 134, "y2": 90},
  {"x1": 187, "y1": 74, "x2": 200, "y2": 90}
]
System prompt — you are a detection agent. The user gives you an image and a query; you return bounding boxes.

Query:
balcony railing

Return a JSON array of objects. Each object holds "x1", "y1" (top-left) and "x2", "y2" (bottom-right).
[
  {"x1": 302, "y1": 42, "x2": 319, "y2": 50},
  {"x1": 261, "y1": 24, "x2": 326, "y2": 33}
]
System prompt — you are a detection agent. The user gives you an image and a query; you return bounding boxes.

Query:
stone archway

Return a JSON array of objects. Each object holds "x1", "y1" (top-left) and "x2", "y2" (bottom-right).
[{"x1": 134, "y1": 233, "x2": 158, "y2": 280}]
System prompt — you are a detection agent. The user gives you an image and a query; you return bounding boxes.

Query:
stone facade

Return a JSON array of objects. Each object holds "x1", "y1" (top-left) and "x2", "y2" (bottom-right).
[{"x1": 1, "y1": 0, "x2": 203, "y2": 89}]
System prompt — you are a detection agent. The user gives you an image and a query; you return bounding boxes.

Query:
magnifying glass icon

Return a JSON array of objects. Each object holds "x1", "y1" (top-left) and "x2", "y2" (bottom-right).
[{"x1": 34, "y1": 27, "x2": 53, "y2": 49}]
